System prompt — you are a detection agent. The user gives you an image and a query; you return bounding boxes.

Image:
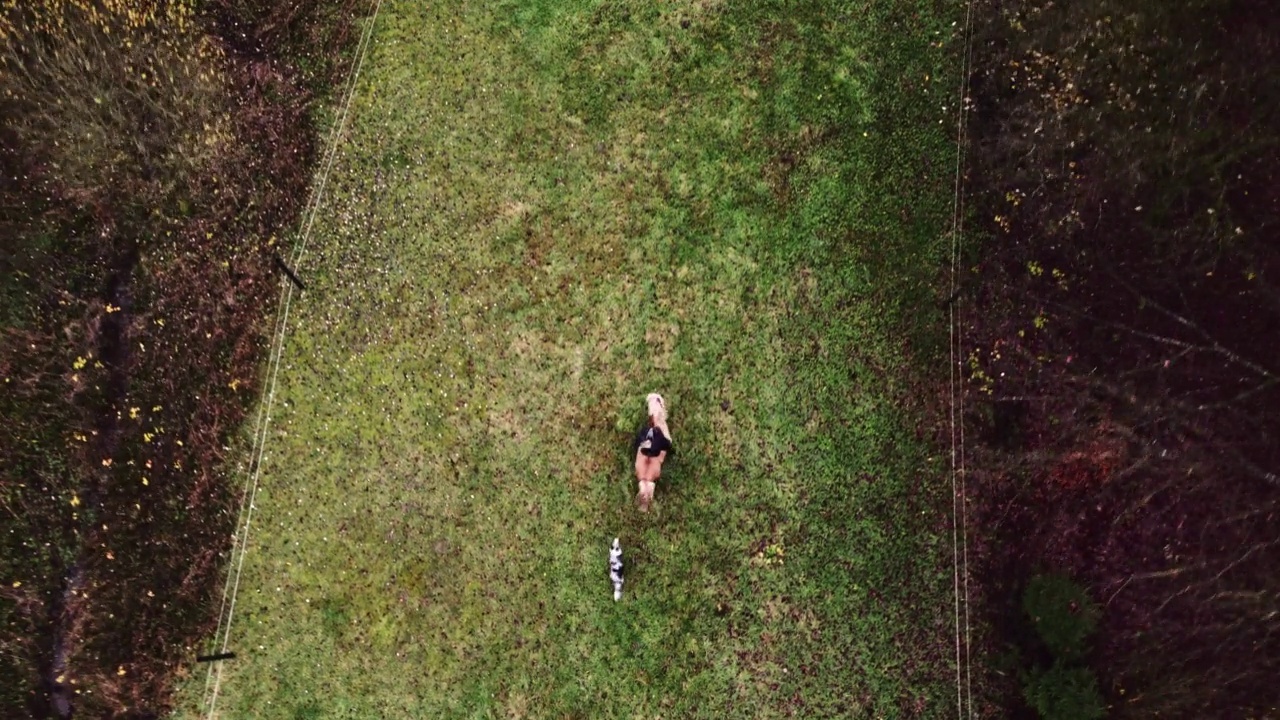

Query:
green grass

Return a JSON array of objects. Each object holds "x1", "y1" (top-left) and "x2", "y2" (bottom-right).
[{"x1": 173, "y1": 0, "x2": 962, "y2": 716}]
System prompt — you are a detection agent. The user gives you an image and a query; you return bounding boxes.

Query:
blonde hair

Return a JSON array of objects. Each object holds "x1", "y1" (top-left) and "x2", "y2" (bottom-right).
[{"x1": 645, "y1": 393, "x2": 671, "y2": 443}]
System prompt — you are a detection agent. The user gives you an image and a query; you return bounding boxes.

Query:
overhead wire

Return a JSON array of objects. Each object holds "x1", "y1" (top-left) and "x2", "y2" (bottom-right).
[
  {"x1": 201, "y1": 1, "x2": 385, "y2": 716},
  {"x1": 947, "y1": 0, "x2": 979, "y2": 714}
]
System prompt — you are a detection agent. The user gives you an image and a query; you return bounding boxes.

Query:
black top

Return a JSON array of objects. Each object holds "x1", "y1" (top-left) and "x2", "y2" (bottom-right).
[{"x1": 635, "y1": 426, "x2": 672, "y2": 458}]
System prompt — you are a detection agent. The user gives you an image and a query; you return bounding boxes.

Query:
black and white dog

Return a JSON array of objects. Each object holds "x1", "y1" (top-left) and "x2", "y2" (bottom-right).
[{"x1": 609, "y1": 537, "x2": 624, "y2": 601}]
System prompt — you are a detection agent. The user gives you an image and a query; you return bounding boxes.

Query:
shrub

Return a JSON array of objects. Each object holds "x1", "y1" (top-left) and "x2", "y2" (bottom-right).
[
  {"x1": 1024, "y1": 661, "x2": 1106, "y2": 720},
  {"x1": 965, "y1": 0, "x2": 1280, "y2": 711},
  {"x1": 1024, "y1": 573, "x2": 1099, "y2": 661}
]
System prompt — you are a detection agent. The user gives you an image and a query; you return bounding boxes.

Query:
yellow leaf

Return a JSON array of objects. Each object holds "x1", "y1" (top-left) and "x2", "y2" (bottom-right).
[
  {"x1": 12, "y1": 581, "x2": 20, "y2": 588},
  {"x1": 70, "y1": 495, "x2": 80, "y2": 507},
  {"x1": 117, "y1": 666, "x2": 126, "y2": 676},
  {"x1": 141, "y1": 477, "x2": 149, "y2": 486},
  {"x1": 129, "y1": 407, "x2": 140, "y2": 419}
]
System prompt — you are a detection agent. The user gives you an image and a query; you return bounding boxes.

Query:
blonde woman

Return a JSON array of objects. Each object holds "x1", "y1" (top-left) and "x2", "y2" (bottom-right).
[{"x1": 633, "y1": 393, "x2": 673, "y2": 512}]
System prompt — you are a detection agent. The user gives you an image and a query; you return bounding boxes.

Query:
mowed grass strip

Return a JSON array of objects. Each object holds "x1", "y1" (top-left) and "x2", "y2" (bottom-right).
[{"x1": 174, "y1": 0, "x2": 961, "y2": 717}]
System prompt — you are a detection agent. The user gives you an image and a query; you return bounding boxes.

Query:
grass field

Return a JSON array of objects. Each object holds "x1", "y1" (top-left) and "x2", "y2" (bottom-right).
[{"x1": 174, "y1": 0, "x2": 964, "y2": 716}]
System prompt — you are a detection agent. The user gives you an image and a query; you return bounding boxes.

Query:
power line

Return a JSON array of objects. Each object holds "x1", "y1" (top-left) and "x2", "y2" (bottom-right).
[
  {"x1": 200, "y1": 1, "x2": 385, "y2": 716},
  {"x1": 947, "y1": 0, "x2": 979, "y2": 715}
]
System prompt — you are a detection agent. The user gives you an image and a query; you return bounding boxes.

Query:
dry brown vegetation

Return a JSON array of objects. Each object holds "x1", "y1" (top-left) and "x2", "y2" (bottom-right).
[
  {"x1": 963, "y1": 0, "x2": 1279, "y2": 716},
  {"x1": 0, "y1": 1, "x2": 361, "y2": 716}
]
